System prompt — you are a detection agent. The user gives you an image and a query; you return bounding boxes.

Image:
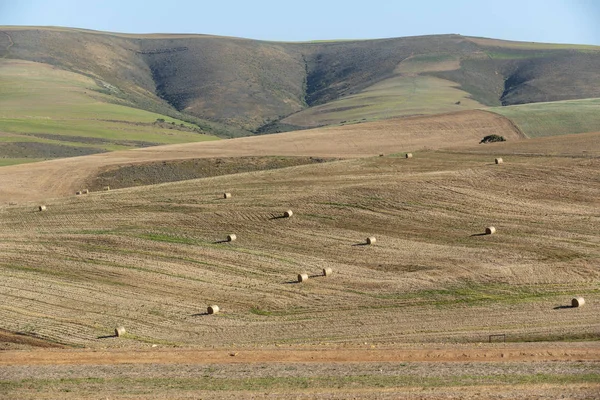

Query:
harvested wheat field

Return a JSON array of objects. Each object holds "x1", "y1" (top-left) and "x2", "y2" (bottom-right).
[
  {"x1": 0, "y1": 117, "x2": 599, "y2": 398},
  {"x1": 0, "y1": 110, "x2": 523, "y2": 202}
]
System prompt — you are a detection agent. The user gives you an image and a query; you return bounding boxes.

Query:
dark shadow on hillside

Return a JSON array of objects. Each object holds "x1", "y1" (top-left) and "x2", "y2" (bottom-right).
[
  {"x1": 269, "y1": 215, "x2": 287, "y2": 220},
  {"x1": 352, "y1": 242, "x2": 369, "y2": 246},
  {"x1": 192, "y1": 312, "x2": 210, "y2": 317},
  {"x1": 553, "y1": 305, "x2": 574, "y2": 310},
  {"x1": 213, "y1": 240, "x2": 230, "y2": 244},
  {"x1": 283, "y1": 280, "x2": 299, "y2": 285},
  {"x1": 470, "y1": 233, "x2": 488, "y2": 237}
]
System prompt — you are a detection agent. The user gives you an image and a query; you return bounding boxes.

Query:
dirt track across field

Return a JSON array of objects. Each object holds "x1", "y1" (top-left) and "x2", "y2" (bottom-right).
[{"x1": 2, "y1": 343, "x2": 599, "y2": 366}]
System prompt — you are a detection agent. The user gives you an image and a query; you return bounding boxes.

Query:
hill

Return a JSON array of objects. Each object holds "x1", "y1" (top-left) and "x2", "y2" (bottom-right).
[
  {"x1": 0, "y1": 59, "x2": 220, "y2": 166},
  {"x1": 0, "y1": 129, "x2": 597, "y2": 351},
  {"x1": 0, "y1": 110, "x2": 523, "y2": 202},
  {"x1": 2, "y1": 27, "x2": 600, "y2": 135},
  {"x1": 0, "y1": 69, "x2": 599, "y2": 398}
]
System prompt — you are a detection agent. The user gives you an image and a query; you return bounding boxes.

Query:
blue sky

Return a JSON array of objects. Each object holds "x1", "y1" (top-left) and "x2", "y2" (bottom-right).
[{"x1": 1, "y1": 0, "x2": 599, "y2": 45}]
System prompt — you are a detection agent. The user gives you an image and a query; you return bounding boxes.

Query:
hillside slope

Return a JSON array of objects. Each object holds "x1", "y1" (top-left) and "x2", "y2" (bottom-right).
[
  {"x1": 2, "y1": 27, "x2": 599, "y2": 133},
  {"x1": 0, "y1": 59, "x2": 219, "y2": 165},
  {"x1": 0, "y1": 110, "x2": 523, "y2": 202},
  {"x1": 0, "y1": 133, "x2": 597, "y2": 349}
]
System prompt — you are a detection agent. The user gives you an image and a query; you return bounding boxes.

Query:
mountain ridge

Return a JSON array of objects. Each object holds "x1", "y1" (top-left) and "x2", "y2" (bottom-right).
[{"x1": 2, "y1": 26, "x2": 600, "y2": 134}]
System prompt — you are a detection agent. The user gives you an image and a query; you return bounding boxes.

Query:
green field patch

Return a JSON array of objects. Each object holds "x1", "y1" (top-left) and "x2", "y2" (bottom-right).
[
  {"x1": 0, "y1": 118, "x2": 215, "y2": 145},
  {"x1": 467, "y1": 36, "x2": 600, "y2": 51},
  {"x1": 0, "y1": 157, "x2": 45, "y2": 166},
  {"x1": 489, "y1": 98, "x2": 600, "y2": 138},
  {"x1": 484, "y1": 51, "x2": 549, "y2": 60},
  {"x1": 395, "y1": 53, "x2": 460, "y2": 74},
  {"x1": 371, "y1": 282, "x2": 598, "y2": 307},
  {"x1": 282, "y1": 75, "x2": 484, "y2": 128},
  {"x1": 0, "y1": 59, "x2": 220, "y2": 164}
]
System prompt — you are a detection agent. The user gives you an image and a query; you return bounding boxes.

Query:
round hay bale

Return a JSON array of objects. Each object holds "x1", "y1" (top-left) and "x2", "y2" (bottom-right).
[
  {"x1": 284, "y1": 210, "x2": 293, "y2": 218},
  {"x1": 485, "y1": 226, "x2": 496, "y2": 235},
  {"x1": 82, "y1": 189, "x2": 89, "y2": 194},
  {"x1": 75, "y1": 191, "x2": 82, "y2": 195},
  {"x1": 104, "y1": 186, "x2": 110, "y2": 191},
  {"x1": 323, "y1": 267, "x2": 333, "y2": 277},
  {"x1": 227, "y1": 234, "x2": 237, "y2": 242},
  {"x1": 298, "y1": 273, "x2": 309, "y2": 283},
  {"x1": 207, "y1": 305, "x2": 220, "y2": 314},
  {"x1": 405, "y1": 153, "x2": 413, "y2": 159},
  {"x1": 572, "y1": 297, "x2": 585, "y2": 307},
  {"x1": 38, "y1": 205, "x2": 47, "y2": 212},
  {"x1": 223, "y1": 192, "x2": 232, "y2": 199},
  {"x1": 495, "y1": 158, "x2": 503, "y2": 164},
  {"x1": 366, "y1": 236, "x2": 376, "y2": 245},
  {"x1": 114, "y1": 326, "x2": 126, "y2": 337}
]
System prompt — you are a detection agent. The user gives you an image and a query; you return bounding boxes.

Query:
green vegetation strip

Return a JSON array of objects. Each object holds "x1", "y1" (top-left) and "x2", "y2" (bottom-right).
[
  {"x1": 489, "y1": 98, "x2": 600, "y2": 138},
  {"x1": 373, "y1": 283, "x2": 599, "y2": 306},
  {"x1": 1, "y1": 374, "x2": 598, "y2": 393}
]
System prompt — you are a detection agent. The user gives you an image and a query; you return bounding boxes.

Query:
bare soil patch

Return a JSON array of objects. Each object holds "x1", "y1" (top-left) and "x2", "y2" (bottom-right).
[
  {"x1": 0, "y1": 142, "x2": 105, "y2": 159},
  {"x1": 24, "y1": 133, "x2": 160, "y2": 148},
  {"x1": 0, "y1": 328, "x2": 64, "y2": 350},
  {"x1": 2, "y1": 343, "x2": 599, "y2": 365},
  {"x1": 87, "y1": 156, "x2": 338, "y2": 191}
]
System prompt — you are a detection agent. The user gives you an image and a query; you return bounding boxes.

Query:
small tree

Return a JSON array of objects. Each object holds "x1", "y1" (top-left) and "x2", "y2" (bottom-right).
[{"x1": 480, "y1": 134, "x2": 506, "y2": 144}]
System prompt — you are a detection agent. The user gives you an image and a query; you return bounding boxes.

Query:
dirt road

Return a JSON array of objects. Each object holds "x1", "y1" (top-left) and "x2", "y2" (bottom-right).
[{"x1": 2, "y1": 343, "x2": 599, "y2": 366}]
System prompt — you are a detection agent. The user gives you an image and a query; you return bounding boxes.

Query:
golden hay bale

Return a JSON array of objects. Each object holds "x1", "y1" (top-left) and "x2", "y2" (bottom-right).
[
  {"x1": 495, "y1": 158, "x2": 503, "y2": 164},
  {"x1": 207, "y1": 305, "x2": 220, "y2": 314},
  {"x1": 75, "y1": 191, "x2": 82, "y2": 195},
  {"x1": 366, "y1": 236, "x2": 376, "y2": 245},
  {"x1": 572, "y1": 297, "x2": 585, "y2": 307},
  {"x1": 104, "y1": 186, "x2": 110, "y2": 191},
  {"x1": 38, "y1": 205, "x2": 47, "y2": 212},
  {"x1": 323, "y1": 267, "x2": 333, "y2": 277},
  {"x1": 405, "y1": 153, "x2": 413, "y2": 159},
  {"x1": 485, "y1": 226, "x2": 496, "y2": 235},
  {"x1": 284, "y1": 210, "x2": 293, "y2": 218},
  {"x1": 82, "y1": 189, "x2": 89, "y2": 194},
  {"x1": 298, "y1": 273, "x2": 309, "y2": 283},
  {"x1": 114, "y1": 326, "x2": 126, "y2": 337},
  {"x1": 223, "y1": 192, "x2": 232, "y2": 199},
  {"x1": 227, "y1": 234, "x2": 237, "y2": 242}
]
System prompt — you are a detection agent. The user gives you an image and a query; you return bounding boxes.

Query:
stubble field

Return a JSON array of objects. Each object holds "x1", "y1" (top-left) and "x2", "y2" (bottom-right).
[{"x1": 0, "y1": 113, "x2": 598, "y2": 399}]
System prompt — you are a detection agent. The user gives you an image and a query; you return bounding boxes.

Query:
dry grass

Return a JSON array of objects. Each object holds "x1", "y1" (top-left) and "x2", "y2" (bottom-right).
[
  {"x1": 0, "y1": 136, "x2": 597, "y2": 348},
  {"x1": 0, "y1": 118, "x2": 598, "y2": 398}
]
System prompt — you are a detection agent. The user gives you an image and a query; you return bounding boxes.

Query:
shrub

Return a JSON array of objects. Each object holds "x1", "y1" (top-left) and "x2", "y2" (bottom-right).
[{"x1": 480, "y1": 134, "x2": 506, "y2": 144}]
